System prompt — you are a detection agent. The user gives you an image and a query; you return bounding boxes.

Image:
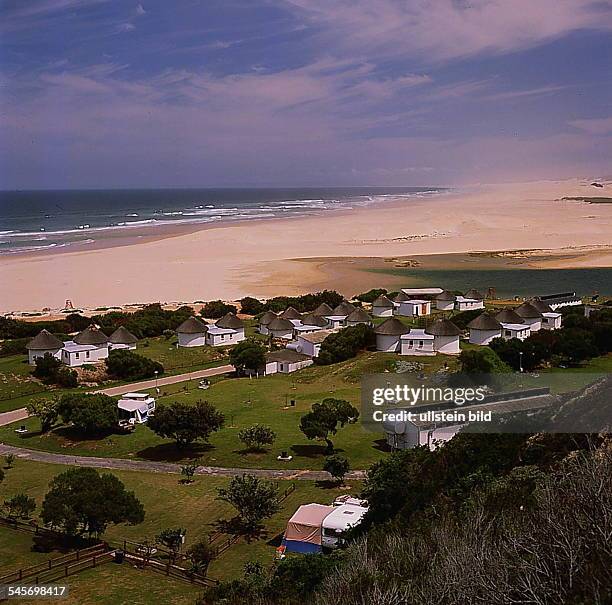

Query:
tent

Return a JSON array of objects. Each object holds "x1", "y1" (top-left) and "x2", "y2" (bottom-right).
[{"x1": 282, "y1": 504, "x2": 335, "y2": 554}]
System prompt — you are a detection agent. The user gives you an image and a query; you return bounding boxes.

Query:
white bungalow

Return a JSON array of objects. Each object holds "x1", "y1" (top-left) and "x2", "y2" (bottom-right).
[
  {"x1": 177, "y1": 316, "x2": 208, "y2": 347},
  {"x1": 293, "y1": 329, "x2": 335, "y2": 358},
  {"x1": 325, "y1": 301, "x2": 356, "y2": 329},
  {"x1": 454, "y1": 296, "x2": 484, "y2": 312},
  {"x1": 117, "y1": 392, "x2": 156, "y2": 425},
  {"x1": 396, "y1": 299, "x2": 431, "y2": 317},
  {"x1": 371, "y1": 294, "x2": 395, "y2": 317},
  {"x1": 467, "y1": 312, "x2": 502, "y2": 345},
  {"x1": 400, "y1": 288, "x2": 443, "y2": 297},
  {"x1": 264, "y1": 349, "x2": 313, "y2": 375},
  {"x1": 345, "y1": 308, "x2": 372, "y2": 327},
  {"x1": 435, "y1": 291, "x2": 456, "y2": 311},
  {"x1": 531, "y1": 300, "x2": 562, "y2": 330},
  {"x1": 62, "y1": 325, "x2": 109, "y2": 367},
  {"x1": 26, "y1": 330, "x2": 64, "y2": 365},
  {"x1": 267, "y1": 317, "x2": 295, "y2": 340},
  {"x1": 500, "y1": 323, "x2": 530, "y2": 341},
  {"x1": 279, "y1": 307, "x2": 303, "y2": 327},
  {"x1": 258, "y1": 310, "x2": 277, "y2": 335},
  {"x1": 108, "y1": 326, "x2": 138, "y2": 350},
  {"x1": 514, "y1": 302, "x2": 543, "y2": 332},
  {"x1": 374, "y1": 317, "x2": 410, "y2": 353},
  {"x1": 293, "y1": 313, "x2": 328, "y2": 336},
  {"x1": 426, "y1": 318, "x2": 461, "y2": 354},
  {"x1": 400, "y1": 328, "x2": 435, "y2": 356},
  {"x1": 206, "y1": 313, "x2": 245, "y2": 346}
]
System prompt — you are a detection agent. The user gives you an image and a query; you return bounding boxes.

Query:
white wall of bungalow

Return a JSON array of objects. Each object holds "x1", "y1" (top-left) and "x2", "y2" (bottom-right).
[
  {"x1": 396, "y1": 299, "x2": 431, "y2": 317},
  {"x1": 454, "y1": 296, "x2": 484, "y2": 311}
]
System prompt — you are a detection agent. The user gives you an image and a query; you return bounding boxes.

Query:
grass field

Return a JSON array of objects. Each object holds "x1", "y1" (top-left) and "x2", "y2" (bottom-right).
[
  {"x1": 0, "y1": 356, "x2": 49, "y2": 409},
  {"x1": 0, "y1": 350, "x2": 460, "y2": 469},
  {"x1": 0, "y1": 458, "x2": 359, "y2": 582}
]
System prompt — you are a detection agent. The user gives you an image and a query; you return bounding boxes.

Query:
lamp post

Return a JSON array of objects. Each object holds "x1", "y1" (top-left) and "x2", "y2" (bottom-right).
[
  {"x1": 154, "y1": 370, "x2": 159, "y2": 392},
  {"x1": 519, "y1": 351, "x2": 524, "y2": 373}
]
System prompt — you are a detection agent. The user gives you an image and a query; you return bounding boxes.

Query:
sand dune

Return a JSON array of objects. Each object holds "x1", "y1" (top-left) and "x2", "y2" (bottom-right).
[{"x1": 1, "y1": 178, "x2": 611, "y2": 313}]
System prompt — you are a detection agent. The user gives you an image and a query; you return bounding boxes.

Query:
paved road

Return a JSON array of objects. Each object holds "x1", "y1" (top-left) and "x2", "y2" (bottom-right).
[
  {"x1": 96, "y1": 364, "x2": 235, "y2": 396},
  {"x1": 0, "y1": 443, "x2": 366, "y2": 481},
  {"x1": 0, "y1": 408, "x2": 29, "y2": 427}
]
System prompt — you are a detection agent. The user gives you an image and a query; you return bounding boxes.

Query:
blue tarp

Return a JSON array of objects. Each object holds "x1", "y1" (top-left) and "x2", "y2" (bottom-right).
[{"x1": 282, "y1": 539, "x2": 322, "y2": 554}]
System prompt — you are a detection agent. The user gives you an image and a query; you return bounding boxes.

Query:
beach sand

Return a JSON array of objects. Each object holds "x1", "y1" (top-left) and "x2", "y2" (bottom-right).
[{"x1": 1, "y1": 178, "x2": 611, "y2": 313}]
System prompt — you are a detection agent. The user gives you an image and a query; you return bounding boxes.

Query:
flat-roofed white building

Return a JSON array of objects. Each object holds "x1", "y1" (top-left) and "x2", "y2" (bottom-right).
[
  {"x1": 177, "y1": 316, "x2": 208, "y2": 347},
  {"x1": 535, "y1": 292, "x2": 581, "y2": 310},
  {"x1": 61, "y1": 325, "x2": 109, "y2": 366},
  {"x1": 500, "y1": 323, "x2": 530, "y2": 341},
  {"x1": 454, "y1": 296, "x2": 484, "y2": 312},
  {"x1": 294, "y1": 329, "x2": 335, "y2": 358},
  {"x1": 26, "y1": 329, "x2": 64, "y2": 365},
  {"x1": 396, "y1": 299, "x2": 431, "y2": 317},
  {"x1": 530, "y1": 300, "x2": 562, "y2": 330},
  {"x1": 400, "y1": 288, "x2": 443, "y2": 296},
  {"x1": 206, "y1": 313, "x2": 245, "y2": 346},
  {"x1": 400, "y1": 328, "x2": 435, "y2": 355}
]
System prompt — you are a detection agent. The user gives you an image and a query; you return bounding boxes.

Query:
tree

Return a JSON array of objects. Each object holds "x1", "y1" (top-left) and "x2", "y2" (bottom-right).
[
  {"x1": 238, "y1": 425, "x2": 276, "y2": 452},
  {"x1": 459, "y1": 347, "x2": 511, "y2": 374},
  {"x1": 105, "y1": 350, "x2": 164, "y2": 380},
  {"x1": 4, "y1": 494, "x2": 36, "y2": 519},
  {"x1": 201, "y1": 300, "x2": 238, "y2": 319},
  {"x1": 324, "y1": 455, "x2": 350, "y2": 485},
  {"x1": 300, "y1": 398, "x2": 359, "y2": 454},
  {"x1": 148, "y1": 400, "x2": 224, "y2": 449},
  {"x1": 354, "y1": 288, "x2": 387, "y2": 303},
  {"x1": 217, "y1": 474, "x2": 280, "y2": 533},
  {"x1": 156, "y1": 527, "x2": 186, "y2": 560},
  {"x1": 316, "y1": 324, "x2": 376, "y2": 365},
  {"x1": 27, "y1": 396, "x2": 60, "y2": 433},
  {"x1": 33, "y1": 353, "x2": 78, "y2": 387},
  {"x1": 181, "y1": 459, "x2": 199, "y2": 484},
  {"x1": 57, "y1": 393, "x2": 118, "y2": 435},
  {"x1": 239, "y1": 297, "x2": 264, "y2": 315},
  {"x1": 229, "y1": 340, "x2": 267, "y2": 375},
  {"x1": 4, "y1": 453, "x2": 15, "y2": 469},
  {"x1": 41, "y1": 467, "x2": 144, "y2": 537},
  {"x1": 187, "y1": 539, "x2": 215, "y2": 576}
]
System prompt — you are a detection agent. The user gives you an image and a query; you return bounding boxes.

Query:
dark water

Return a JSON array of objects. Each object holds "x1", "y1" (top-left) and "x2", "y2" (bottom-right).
[
  {"x1": 0, "y1": 187, "x2": 443, "y2": 254},
  {"x1": 372, "y1": 267, "x2": 612, "y2": 297}
]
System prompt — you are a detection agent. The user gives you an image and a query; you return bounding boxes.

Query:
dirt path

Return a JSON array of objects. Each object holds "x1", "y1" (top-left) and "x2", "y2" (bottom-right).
[{"x1": 0, "y1": 443, "x2": 366, "y2": 481}]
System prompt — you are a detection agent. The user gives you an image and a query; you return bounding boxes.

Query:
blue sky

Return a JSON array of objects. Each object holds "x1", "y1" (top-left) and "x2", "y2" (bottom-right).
[{"x1": 1, "y1": 0, "x2": 611, "y2": 188}]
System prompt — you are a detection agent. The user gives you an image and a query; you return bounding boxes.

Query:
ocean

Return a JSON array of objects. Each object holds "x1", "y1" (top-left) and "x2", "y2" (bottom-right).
[{"x1": 0, "y1": 187, "x2": 441, "y2": 255}]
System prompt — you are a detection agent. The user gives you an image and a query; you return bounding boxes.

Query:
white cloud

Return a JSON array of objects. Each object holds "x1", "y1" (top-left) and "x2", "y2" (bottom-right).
[
  {"x1": 569, "y1": 117, "x2": 612, "y2": 135},
  {"x1": 136, "y1": 3, "x2": 146, "y2": 16},
  {"x1": 116, "y1": 22, "x2": 136, "y2": 33}
]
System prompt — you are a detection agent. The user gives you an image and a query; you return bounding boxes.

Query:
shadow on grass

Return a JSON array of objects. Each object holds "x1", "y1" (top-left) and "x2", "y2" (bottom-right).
[
  {"x1": 314, "y1": 479, "x2": 341, "y2": 489},
  {"x1": 214, "y1": 517, "x2": 269, "y2": 544},
  {"x1": 373, "y1": 438, "x2": 392, "y2": 452},
  {"x1": 137, "y1": 442, "x2": 214, "y2": 462},
  {"x1": 290, "y1": 444, "x2": 345, "y2": 458},
  {"x1": 266, "y1": 532, "x2": 284, "y2": 548}
]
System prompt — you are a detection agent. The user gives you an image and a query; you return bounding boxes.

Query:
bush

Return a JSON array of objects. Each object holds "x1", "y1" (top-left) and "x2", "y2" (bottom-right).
[
  {"x1": 229, "y1": 340, "x2": 267, "y2": 375},
  {"x1": 316, "y1": 324, "x2": 375, "y2": 365},
  {"x1": 57, "y1": 393, "x2": 118, "y2": 435},
  {"x1": 105, "y1": 349, "x2": 164, "y2": 380},
  {"x1": 239, "y1": 297, "x2": 264, "y2": 315},
  {"x1": 239, "y1": 425, "x2": 276, "y2": 451},
  {"x1": 4, "y1": 494, "x2": 36, "y2": 519},
  {"x1": 324, "y1": 454, "x2": 350, "y2": 484},
  {"x1": 201, "y1": 300, "x2": 238, "y2": 319},
  {"x1": 0, "y1": 338, "x2": 29, "y2": 357},
  {"x1": 32, "y1": 353, "x2": 78, "y2": 387},
  {"x1": 354, "y1": 288, "x2": 387, "y2": 303}
]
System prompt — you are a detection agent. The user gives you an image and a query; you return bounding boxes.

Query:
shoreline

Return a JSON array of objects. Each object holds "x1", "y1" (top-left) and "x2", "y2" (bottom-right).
[{"x1": 2, "y1": 178, "x2": 611, "y2": 314}]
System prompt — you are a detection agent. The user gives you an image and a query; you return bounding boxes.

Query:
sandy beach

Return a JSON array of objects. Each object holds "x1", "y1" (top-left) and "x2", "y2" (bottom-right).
[{"x1": 2, "y1": 178, "x2": 611, "y2": 313}]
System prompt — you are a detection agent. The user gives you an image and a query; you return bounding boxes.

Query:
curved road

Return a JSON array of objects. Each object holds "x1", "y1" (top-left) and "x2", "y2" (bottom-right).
[{"x1": 0, "y1": 443, "x2": 366, "y2": 481}]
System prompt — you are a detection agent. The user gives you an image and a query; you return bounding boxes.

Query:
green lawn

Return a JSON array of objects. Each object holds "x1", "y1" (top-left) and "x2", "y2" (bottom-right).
[
  {"x1": 0, "y1": 356, "x2": 50, "y2": 411},
  {"x1": 138, "y1": 336, "x2": 228, "y2": 374},
  {"x1": 0, "y1": 458, "x2": 359, "y2": 582},
  {"x1": 0, "y1": 351, "x2": 456, "y2": 470}
]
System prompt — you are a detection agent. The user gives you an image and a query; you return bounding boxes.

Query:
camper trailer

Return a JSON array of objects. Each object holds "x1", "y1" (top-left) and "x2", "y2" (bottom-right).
[{"x1": 117, "y1": 392, "x2": 156, "y2": 427}]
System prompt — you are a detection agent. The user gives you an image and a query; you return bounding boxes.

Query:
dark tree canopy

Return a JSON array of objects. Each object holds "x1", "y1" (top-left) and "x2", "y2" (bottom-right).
[
  {"x1": 105, "y1": 349, "x2": 164, "y2": 380},
  {"x1": 229, "y1": 340, "x2": 267, "y2": 374},
  {"x1": 57, "y1": 393, "x2": 118, "y2": 435},
  {"x1": 148, "y1": 400, "x2": 225, "y2": 449},
  {"x1": 316, "y1": 324, "x2": 375, "y2": 365},
  {"x1": 324, "y1": 454, "x2": 350, "y2": 484},
  {"x1": 41, "y1": 467, "x2": 144, "y2": 537},
  {"x1": 200, "y1": 300, "x2": 238, "y2": 319},
  {"x1": 300, "y1": 398, "x2": 359, "y2": 454},
  {"x1": 354, "y1": 288, "x2": 387, "y2": 303},
  {"x1": 239, "y1": 297, "x2": 265, "y2": 315},
  {"x1": 238, "y1": 424, "x2": 276, "y2": 451},
  {"x1": 33, "y1": 353, "x2": 78, "y2": 387}
]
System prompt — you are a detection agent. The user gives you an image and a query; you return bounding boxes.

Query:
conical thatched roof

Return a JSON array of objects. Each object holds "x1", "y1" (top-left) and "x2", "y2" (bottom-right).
[
  {"x1": 495, "y1": 309, "x2": 525, "y2": 324},
  {"x1": 27, "y1": 329, "x2": 63, "y2": 350},
  {"x1": 332, "y1": 301, "x2": 356, "y2": 315},
  {"x1": 374, "y1": 317, "x2": 410, "y2": 336},
  {"x1": 393, "y1": 291, "x2": 411, "y2": 303},
  {"x1": 530, "y1": 299, "x2": 553, "y2": 314},
  {"x1": 435, "y1": 290, "x2": 456, "y2": 301},
  {"x1": 372, "y1": 294, "x2": 394, "y2": 307},
  {"x1": 465, "y1": 288, "x2": 485, "y2": 300},
  {"x1": 216, "y1": 312, "x2": 244, "y2": 329},
  {"x1": 514, "y1": 302, "x2": 543, "y2": 319},
  {"x1": 312, "y1": 302, "x2": 334, "y2": 316},
  {"x1": 177, "y1": 316, "x2": 208, "y2": 334},
  {"x1": 468, "y1": 312, "x2": 502, "y2": 330},
  {"x1": 108, "y1": 326, "x2": 138, "y2": 344},
  {"x1": 259, "y1": 310, "x2": 277, "y2": 325},
  {"x1": 346, "y1": 308, "x2": 371, "y2": 323},
  {"x1": 426, "y1": 318, "x2": 461, "y2": 336},
  {"x1": 301, "y1": 313, "x2": 329, "y2": 327},
  {"x1": 280, "y1": 306, "x2": 302, "y2": 320},
  {"x1": 268, "y1": 317, "x2": 295, "y2": 331},
  {"x1": 74, "y1": 325, "x2": 108, "y2": 345}
]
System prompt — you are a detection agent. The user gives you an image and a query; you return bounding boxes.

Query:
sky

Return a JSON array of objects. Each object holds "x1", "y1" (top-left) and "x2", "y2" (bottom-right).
[{"x1": 1, "y1": 0, "x2": 612, "y2": 189}]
